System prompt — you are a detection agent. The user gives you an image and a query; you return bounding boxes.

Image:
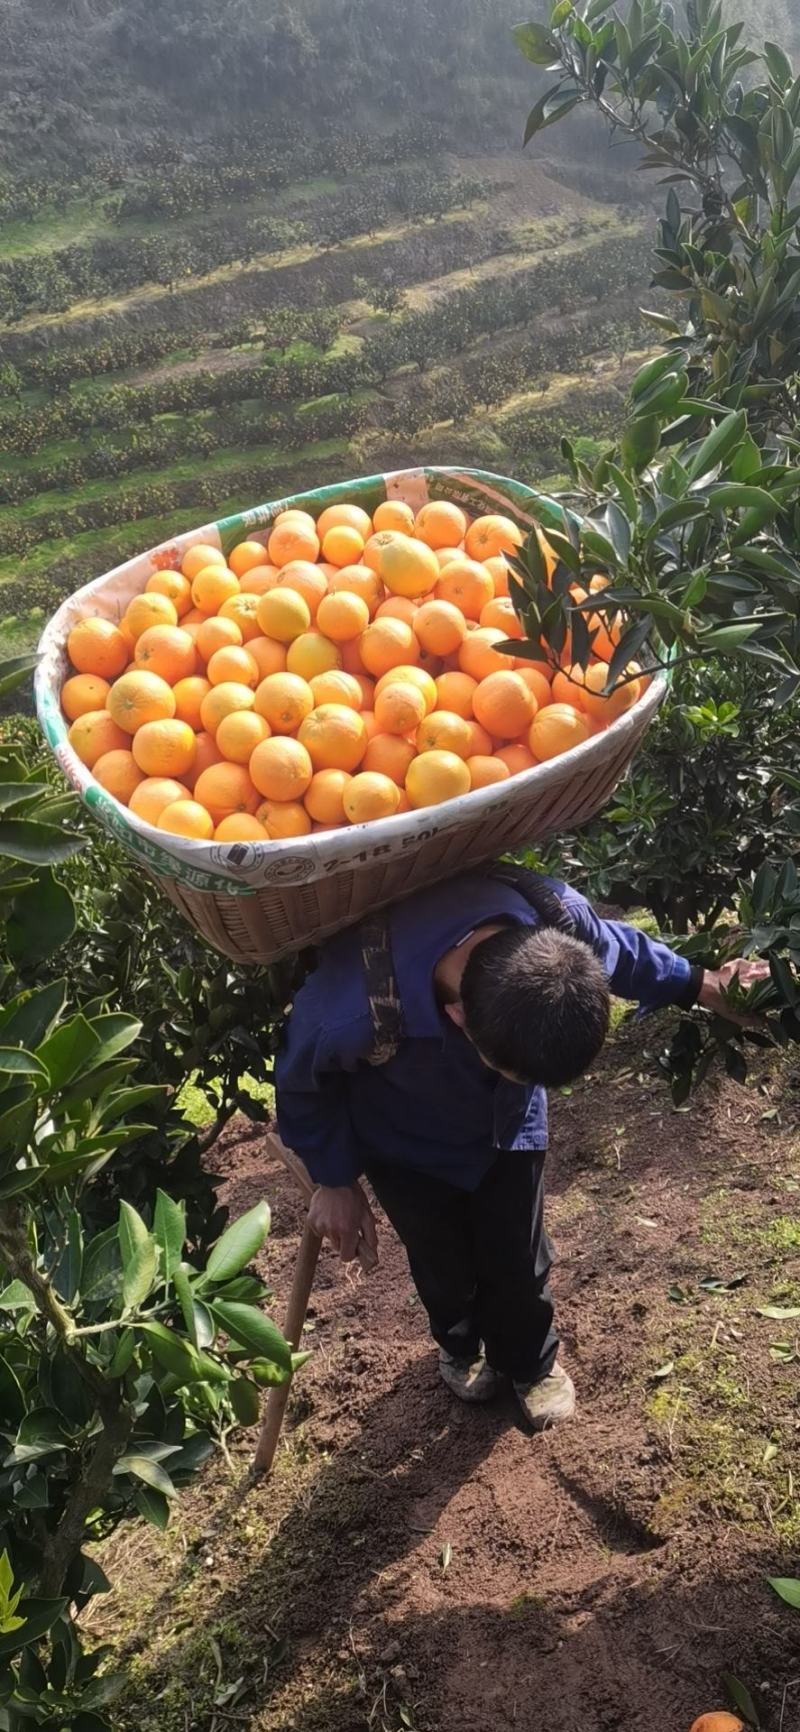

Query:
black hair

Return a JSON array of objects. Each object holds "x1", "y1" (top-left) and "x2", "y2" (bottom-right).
[{"x1": 460, "y1": 925, "x2": 611, "y2": 1086}]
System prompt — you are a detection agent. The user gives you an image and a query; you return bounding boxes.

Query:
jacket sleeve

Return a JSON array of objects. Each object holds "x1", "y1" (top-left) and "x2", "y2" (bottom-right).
[
  {"x1": 560, "y1": 887, "x2": 695, "y2": 1012},
  {"x1": 275, "y1": 973, "x2": 370, "y2": 1187}
]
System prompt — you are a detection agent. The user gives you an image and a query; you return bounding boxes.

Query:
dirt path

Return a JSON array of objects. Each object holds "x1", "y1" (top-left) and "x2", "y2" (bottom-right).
[{"x1": 101, "y1": 1012, "x2": 800, "y2": 1732}]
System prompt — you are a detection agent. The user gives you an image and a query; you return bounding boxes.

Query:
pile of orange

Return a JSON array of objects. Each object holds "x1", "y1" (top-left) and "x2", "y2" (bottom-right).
[{"x1": 60, "y1": 497, "x2": 643, "y2": 843}]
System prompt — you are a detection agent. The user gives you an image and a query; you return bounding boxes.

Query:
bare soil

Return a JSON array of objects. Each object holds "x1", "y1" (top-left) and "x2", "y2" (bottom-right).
[{"x1": 98, "y1": 1011, "x2": 800, "y2": 1732}]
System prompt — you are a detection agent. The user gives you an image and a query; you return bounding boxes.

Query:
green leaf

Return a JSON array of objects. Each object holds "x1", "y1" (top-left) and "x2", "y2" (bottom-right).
[
  {"x1": 621, "y1": 416, "x2": 661, "y2": 472},
  {"x1": 114, "y1": 1454, "x2": 176, "y2": 1498},
  {"x1": 118, "y1": 1200, "x2": 149, "y2": 1271},
  {"x1": 139, "y1": 1321, "x2": 202, "y2": 1384},
  {"x1": 229, "y1": 1377, "x2": 261, "y2": 1426},
  {"x1": 204, "y1": 1202, "x2": 271, "y2": 1286},
  {"x1": 764, "y1": 41, "x2": 793, "y2": 88},
  {"x1": 512, "y1": 21, "x2": 558, "y2": 64},
  {"x1": 0, "y1": 1279, "x2": 36, "y2": 1312},
  {"x1": 108, "y1": 1328, "x2": 136, "y2": 1377},
  {"x1": 722, "y1": 1671, "x2": 761, "y2": 1727},
  {"x1": 0, "y1": 980, "x2": 66, "y2": 1050},
  {"x1": 0, "y1": 1047, "x2": 47, "y2": 1082},
  {"x1": 708, "y1": 484, "x2": 779, "y2": 517},
  {"x1": 0, "y1": 656, "x2": 37, "y2": 702},
  {"x1": 134, "y1": 1487, "x2": 170, "y2": 1530},
  {"x1": 173, "y1": 1264, "x2": 215, "y2": 1349},
  {"x1": 756, "y1": 1304, "x2": 800, "y2": 1320},
  {"x1": 153, "y1": 1190, "x2": 185, "y2": 1283},
  {"x1": 36, "y1": 1015, "x2": 98, "y2": 1092},
  {"x1": 686, "y1": 409, "x2": 747, "y2": 483},
  {"x1": 0, "y1": 821, "x2": 82, "y2": 867},
  {"x1": 121, "y1": 1236, "x2": 157, "y2": 1313},
  {"x1": 85, "y1": 1013, "x2": 142, "y2": 1072},
  {"x1": 210, "y1": 1300, "x2": 292, "y2": 1372},
  {"x1": 6, "y1": 873, "x2": 75, "y2": 969},
  {"x1": 697, "y1": 622, "x2": 761, "y2": 651},
  {"x1": 0, "y1": 1598, "x2": 68, "y2": 1657},
  {"x1": 767, "y1": 1576, "x2": 800, "y2": 1609}
]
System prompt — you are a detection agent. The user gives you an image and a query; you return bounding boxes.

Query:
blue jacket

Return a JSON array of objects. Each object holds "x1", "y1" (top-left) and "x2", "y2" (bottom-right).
[{"x1": 275, "y1": 873, "x2": 692, "y2": 1192}]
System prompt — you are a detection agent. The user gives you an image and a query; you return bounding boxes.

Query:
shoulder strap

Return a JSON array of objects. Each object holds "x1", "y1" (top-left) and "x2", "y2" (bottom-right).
[
  {"x1": 484, "y1": 863, "x2": 575, "y2": 935},
  {"x1": 360, "y1": 913, "x2": 404, "y2": 1066}
]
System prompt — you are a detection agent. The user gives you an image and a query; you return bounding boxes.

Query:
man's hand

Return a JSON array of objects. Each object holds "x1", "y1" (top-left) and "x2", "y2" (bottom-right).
[
  {"x1": 699, "y1": 959, "x2": 770, "y2": 1028},
  {"x1": 308, "y1": 1181, "x2": 379, "y2": 1266}
]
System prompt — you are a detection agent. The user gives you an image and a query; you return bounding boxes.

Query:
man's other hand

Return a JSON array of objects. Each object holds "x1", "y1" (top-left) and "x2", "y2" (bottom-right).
[
  {"x1": 308, "y1": 1182, "x2": 379, "y2": 1265},
  {"x1": 699, "y1": 959, "x2": 770, "y2": 1028}
]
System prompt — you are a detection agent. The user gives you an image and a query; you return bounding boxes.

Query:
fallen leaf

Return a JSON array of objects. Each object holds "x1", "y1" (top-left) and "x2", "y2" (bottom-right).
[
  {"x1": 439, "y1": 1541, "x2": 452, "y2": 1573},
  {"x1": 762, "y1": 1442, "x2": 779, "y2": 1466},
  {"x1": 652, "y1": 1361, "x2": 675, "y2": 1380},
  {"x1": 756, "y1": 1304, "x2": 800, "y2": 1320},
  {"x1": 722, "y1": 1669, "x2": 761, "y2": 1727},
  {"x1": 767, "y1": 1575, "x2": 800, "y2": 1609}
]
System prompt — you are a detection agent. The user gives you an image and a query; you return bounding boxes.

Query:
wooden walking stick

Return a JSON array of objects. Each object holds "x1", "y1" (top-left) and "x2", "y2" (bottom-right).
[{"x1": 252, "y1": 1133, "x2": 377, "y2": 1478}]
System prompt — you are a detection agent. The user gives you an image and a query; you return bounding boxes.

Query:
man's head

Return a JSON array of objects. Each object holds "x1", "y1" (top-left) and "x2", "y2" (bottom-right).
[{"x1": 447, "y1": 924, "x2": 611, "y2": 1086}]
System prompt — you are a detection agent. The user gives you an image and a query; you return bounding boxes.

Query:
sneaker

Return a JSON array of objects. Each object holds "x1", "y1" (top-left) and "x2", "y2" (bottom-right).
[
  {"x1": 439, "y1": 1349, "x2": 500, "y2": 1404},
  {"x1": 514, "y1": 1362, "x2": 576, "y2": 1430}
]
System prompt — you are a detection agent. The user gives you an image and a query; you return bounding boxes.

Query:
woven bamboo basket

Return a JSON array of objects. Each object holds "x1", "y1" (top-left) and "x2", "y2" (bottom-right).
[{"x1": 37, "y1": 466, "x2": 666, "y2": 964}]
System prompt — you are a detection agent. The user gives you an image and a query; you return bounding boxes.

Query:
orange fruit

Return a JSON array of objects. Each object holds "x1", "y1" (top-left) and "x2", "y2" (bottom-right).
[
  {"x1": 298, "y1": 704, "x2": 367, "y2": 773},
  {"x1": 361, "y1": 709, "x2": 378, "y2": 741},
  {"x1": 415, "y1": 710, "x2": 472, "y2": 758},
  {"x1": 376, "y1": 596, "x2": 419, "y2": 625},
  {"x1": 464, "y1": 514, "x2": 523, "y2": 562},
  {"x1": 415, "y1": 500, "x2": 468, "y2": 550},
  {"x1": 207, "y1": 644, "x2": 260, "y2": 688},
  {"x1": 354, "y1": 673, "x2": 376, "y2": 708},
  {"x1": 125, "y1": 594, "x2": 179, "y2": 642},
  {"x1": 267, "y1": 520, "x2": 320, "y2": 567},
  {"x1": 589, "y1": 573, "x2": 611, "y2": 593},
  {"x1": 364, "y1": 733, "x2": 416, "y2": 786},
  {"x1": 247, "y1": 635, "x2": 287, "y2": 680},
  {"x1": 304, "y1": 767, "x2": 353, "y2": 825},
  {"x1": 435, "y1": 557, "x2": 494, "y2": 621},
  {"x1": 309, "y1": 670, "x2": 363, "y2": 710},
  {"x1": 551, "y1": 666, "x2": 586, "y2": 709},
  {"x1": 274, "y1": 509, "x2": 317, "y2": 532},
  {"x1": 373, "y1": 499, "x2": 415, "y2": 534},
  {"x1": 228, "y1": 540, "x2": 268, "y2": 579},
  {"x1": 216, "y1": 710, "x2": 272, "y2": 764},
  {"x1": 435, "y1": 546, "x2": 464, "y2": 569},
  {"x1": 372, "y1": 532, "x2": 439, "y2": 598},
  {"x1": 134, "y1": 625, "x2": 196, "y2": 683},
  {"x1": 67, "y1": 617, "x2": 129, "y2": 679},
  {"x1": 196, "y1": 616, "x2": 243, "y2": 661},
  {"x1": 375, "y1": 664, "x2": 436, "y2": 708},
  {"x1": 374, "y1": 680, "x2": 427, "y2": 736},
  {"x1": 529, "y1": 703, "x2": 590, "y2": 761},
  {"x1": 473, "y1": 670, "x2": 536, "y2": 739},
  {"x1": 484, "y1": 555, "x2": 511, "y2": 598},
  {"x1": 480, "y1": 596, "x2": 522, "y2": 639},
  {"x1": 316, "y1": 589, "x2": 370, "y2": 642},
  {"x1": 185, "y1": 731, "x2": 223, "y2": 789},
  {"x1": 286, "y1": 631, "x2": 341, "y2": 682},
  {"x1": 256, "y1": 799, "x2": 312, "y2": 838},
  {"x1": 219, "y1": 592, "x2": 261, "y2": 642},
  {"x1": 277, "y1": 561, "x2": 328, "y2": 619},
  {"x1": 344, "y1": 771, "x2": 401, "y2": 824},
  {"x1": 468, "y1": 754, "x2": 510, "y2": 789},
  {"x1": 158, "y1": 799, "x2": 214, "y2": 840},
  {"x1": 129, "y1": 777, "x2": 188, "y2": 826},
  {"x1": 414, "y1": 599, "x2": 467, "y2": 658},
  {"x1": 193, "y1": 762, "x2": 259, "y2": 822},
  {"x1": 200, "y1": 682, "x2": 256, "y2": 735},
  {"x1": 464, "y1": 719, "x2": 493, "y2": 756},
  {"x1": 213, "y1": 813, "x2": 269, "y2": 842},
  {"x1": 132, "y1": 718, "x2": 196, "y2": 778},
  {"x1": 117, "y1": 617, "x2": 137, "y2": 652},
  {"x1": 106, "y1": 671, "x2": 176, "y2": 735},
  {"x1": 61, "y1": 673, "x2": 111, "y2": 721},
  {"x1": 317, "y1": 502, "x2": 373, "y2": 541},
  {"x1": 146, "y1": 570, "x2": 193, "y2": 617},
  {"x1": 688, "y1": 1716, "x2": 743, "y2": 1732},
  {"x1": 360, "y1": 617, "x2": 419, "y2": 678},
  {"x1": 406, "y1": 750, "x2": 471, "y2": 808},
  {"x1": 237, "y1": 563, "x2": 281, "y2": 596},
  {"x1": 172, "y1": 676, "x2": 212, "y2": 730},
  {"x1": 322, "y1": 524, "x2": 366, "y2": 568},
  {"x1": 255, "y1": 587, "x2": 311, "y2": 643},
  {"x1": 191, "y1": 566, "x2": 240, "y2": 616},
  {"x1": 328, "y1": 564, "x2": 383, "y2": 616},
  {"x1": 495, "y1": 742, "x2": 537, "y2": 775},
  {"x1": 579, "y1": 661, "x2": 640, "y2": 723},
  {"x1": 341, "y1": 638, "x2": 366, "y2": 674},
  {"x1": 254, "y1": 672, "x2": 314, "y2": 734},
  {"x1": 181, "y1": 543, "x2": 227, "y2": 581},
  {"x1": 435, "y1": 671, "x2": 477, "y2": 718},
  {"x1": 458, "y1": 627, "x2": 509, "y2": 682},
  {"x1": 250, "y1": 737, "x2": 313, "y2": 802},
  {"x1": 93, "y1": 749, "x2": 145, "y2": 804},
  {"x1": 515, "y1": 665, "x2": 553, "y2": 708}
]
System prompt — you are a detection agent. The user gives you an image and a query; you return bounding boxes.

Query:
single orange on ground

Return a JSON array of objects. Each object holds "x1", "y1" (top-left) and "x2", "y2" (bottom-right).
[
  {"x1": 414, "y1": 599, "x2": 467, "y2": 658},
  {"x1": 191, "y1": 565, "x2": 240, "y2": 616},
  {"x1": 106, "y1": 671, "x2": 176, "y2": 735},
  {"x1": 529, "y1": 703, "x2": 590, "y2": 761},
  {"x1": 196, "y1": 616, "x2": 243, "y2": 661},
  {"x1": 216, "y1": 710, "x2": 272, "y2": 764},
  {"x1": 247, "y1": 635, "x2": 287, "y2": 680},
  {"x1": 255, "y1": 587, "x2": 311, "y2": 644},
  {"x1": 229, "y1": 540, "x2": 269, "y2": 579},
  {"x1": 360, "y1": 617, "x2": 419, "y2": 678},
  {"x1": 194, "y1": 762, "x2": 260, "y2": 822},
  {"x1": 67, "y1": 617, "x2": 129, "y2": 679},
  {"x1": 376, "y1": 595, "x2": 419, "y2": 626},
  {"x1": 267, "y1": 519, "x2": 320, "y2": 568},
  {"x1": 237, "y1": 563, "x2": 281, "y2": 596},
  {"x1": 328, "y1": 564, "x2": 383, "y2": 616},
  {"x1": 688, "y1": 1717, "x2": 743, "y2": 1732},
  {"x1": 317, "y1": 502, "x2": 373, "y2": 541},
  {"x1": 129, "y1": 777, "x2": 188, "y2": 826},
  {"x1": 316, "y1": 589, "x2": 370, "y2": 642},
  {"x1": 172, "y1": 676, "x2": 212, "y2": 730},
  {"x1": 207, "y1": 644, "x2": 260, "y2": 688},
  {"x1": 125, "y1": 593, "x2": 179, "y2": 642},
  {"x1": 515, "y1": 665, "x2": 553, "y2": 709},
  {"x1": 181, "y1": 543, "x2": 227, "y2": 582},
  {"x1": 286, "y1": 630, "x2": 341, "y2": 682},
  {"x1": 132, "y1": 718, "x2": 196, "y2": 778},
  {"x1": 134, "y1": 624, "x2": 196, "y2": 683},
  {"x1": 375, "y1": 665, "x2": 437, "y2": 712},
  {"x1": 214, "y1": 813, "x2": 269, "y2": 842},
  {"x1": 309, "y1": 670, "x2": 363, "y2": 710},
  {"x1": 468, "y1": 755, "x2": 510, "y2": 789},
  {"x1": 146, "y1": 570, "x2": 193, "y2": 616},
  {"x1": 406, "y1": 749, "x2": 471, "y2": 808},
  {"x1": 249, "y1": 737, "x2": 314, "y2": 802},
  {"x1": 416, "y1": 709, "x2": 472, "y2": 759},
  {"x1": 465, "y1": 513, "x2": 524, "y2": 562},
  {"x1": 415, "y1": 500, "x2": 468, "y2": 550},
  {"x1": 185, "y1": 731, "x2": 223, "y2": 788},
  {"x1": 480, "y1": 596, "x2": 522, "y2": 639},
  {"x1": 364, "y1": 733, "x2": 417, "y2": 786},
  {"x1": 435, "y1": 670, "x2": 477, "y2": 718},
  {"x1": 495, "y1": 742, "x2": 537, "y2": 775},
  {"x1": 298, "y1": 704, "x2": 367, "y2": 772},
  {"x1": 435, "y1": 557, "x2": 494, "y2": 620},
  {"x1": 61, "y1": 674, "x2": 111, "y2": 721},
  {"x1": 199, "y1": 681, "x2": 256, "y2": 735},
  {"x1": 580, "y1": 661, "x2": 641, "y2": 723},
  {"x1": 93, "y1": 749, "x2": 145, "y2": 805},
  {"x1": 254, "y1": 672, "x2": 314, "y2": 734},
  {"x1": 256, "y1": 799, "x2": 312, "y2": 838},
  {"x1": 344, "y1": 771, "x2": 401, "y2": 824},
  {"x1": 373, "y1": 532, "x2": 439, "y2": 598},
  {"x1": 373, "y1": 499, "x2": 415, "y2": 534},
  {"x1": 473, "y1": 670, "x2": 535, "y2": 739},
  {"x1": 277, "y1": 560, "x2": 328, "y2": 619},
  {"x1": 219, "y1": 592, "x2": 261, "y2": 642},
  {"x1": 322, "y1": 524, "x2": 366, "y2": 568},
  {"x1": 304, "y1": 768, "x2": 353, "y2": 825},
  {"x1": 158, "y1": 799, "x2": 215, "y2": 840},
  {"x1": 374, "y1": 681, "x2": 427, "y2": 736},
  {"x1": 458, "y1": 627, "x2": 509, "y2": 682}
]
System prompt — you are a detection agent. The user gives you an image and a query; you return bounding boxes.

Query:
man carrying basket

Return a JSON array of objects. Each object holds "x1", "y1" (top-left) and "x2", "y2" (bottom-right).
[{"x1": 276, "y1": 867, "x2": 755, "y2": 1431}]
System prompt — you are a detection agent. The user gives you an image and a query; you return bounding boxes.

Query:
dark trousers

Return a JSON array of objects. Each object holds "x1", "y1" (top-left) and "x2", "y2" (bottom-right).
[{"x1": 365, "y1": 1150, "x2": 558, "y2": 1384}]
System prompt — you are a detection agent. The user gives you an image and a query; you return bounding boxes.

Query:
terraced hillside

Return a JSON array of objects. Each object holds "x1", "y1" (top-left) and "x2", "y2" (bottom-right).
[{"x1": 0, "y1": 135, "x2": 655, "y2": 675}]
